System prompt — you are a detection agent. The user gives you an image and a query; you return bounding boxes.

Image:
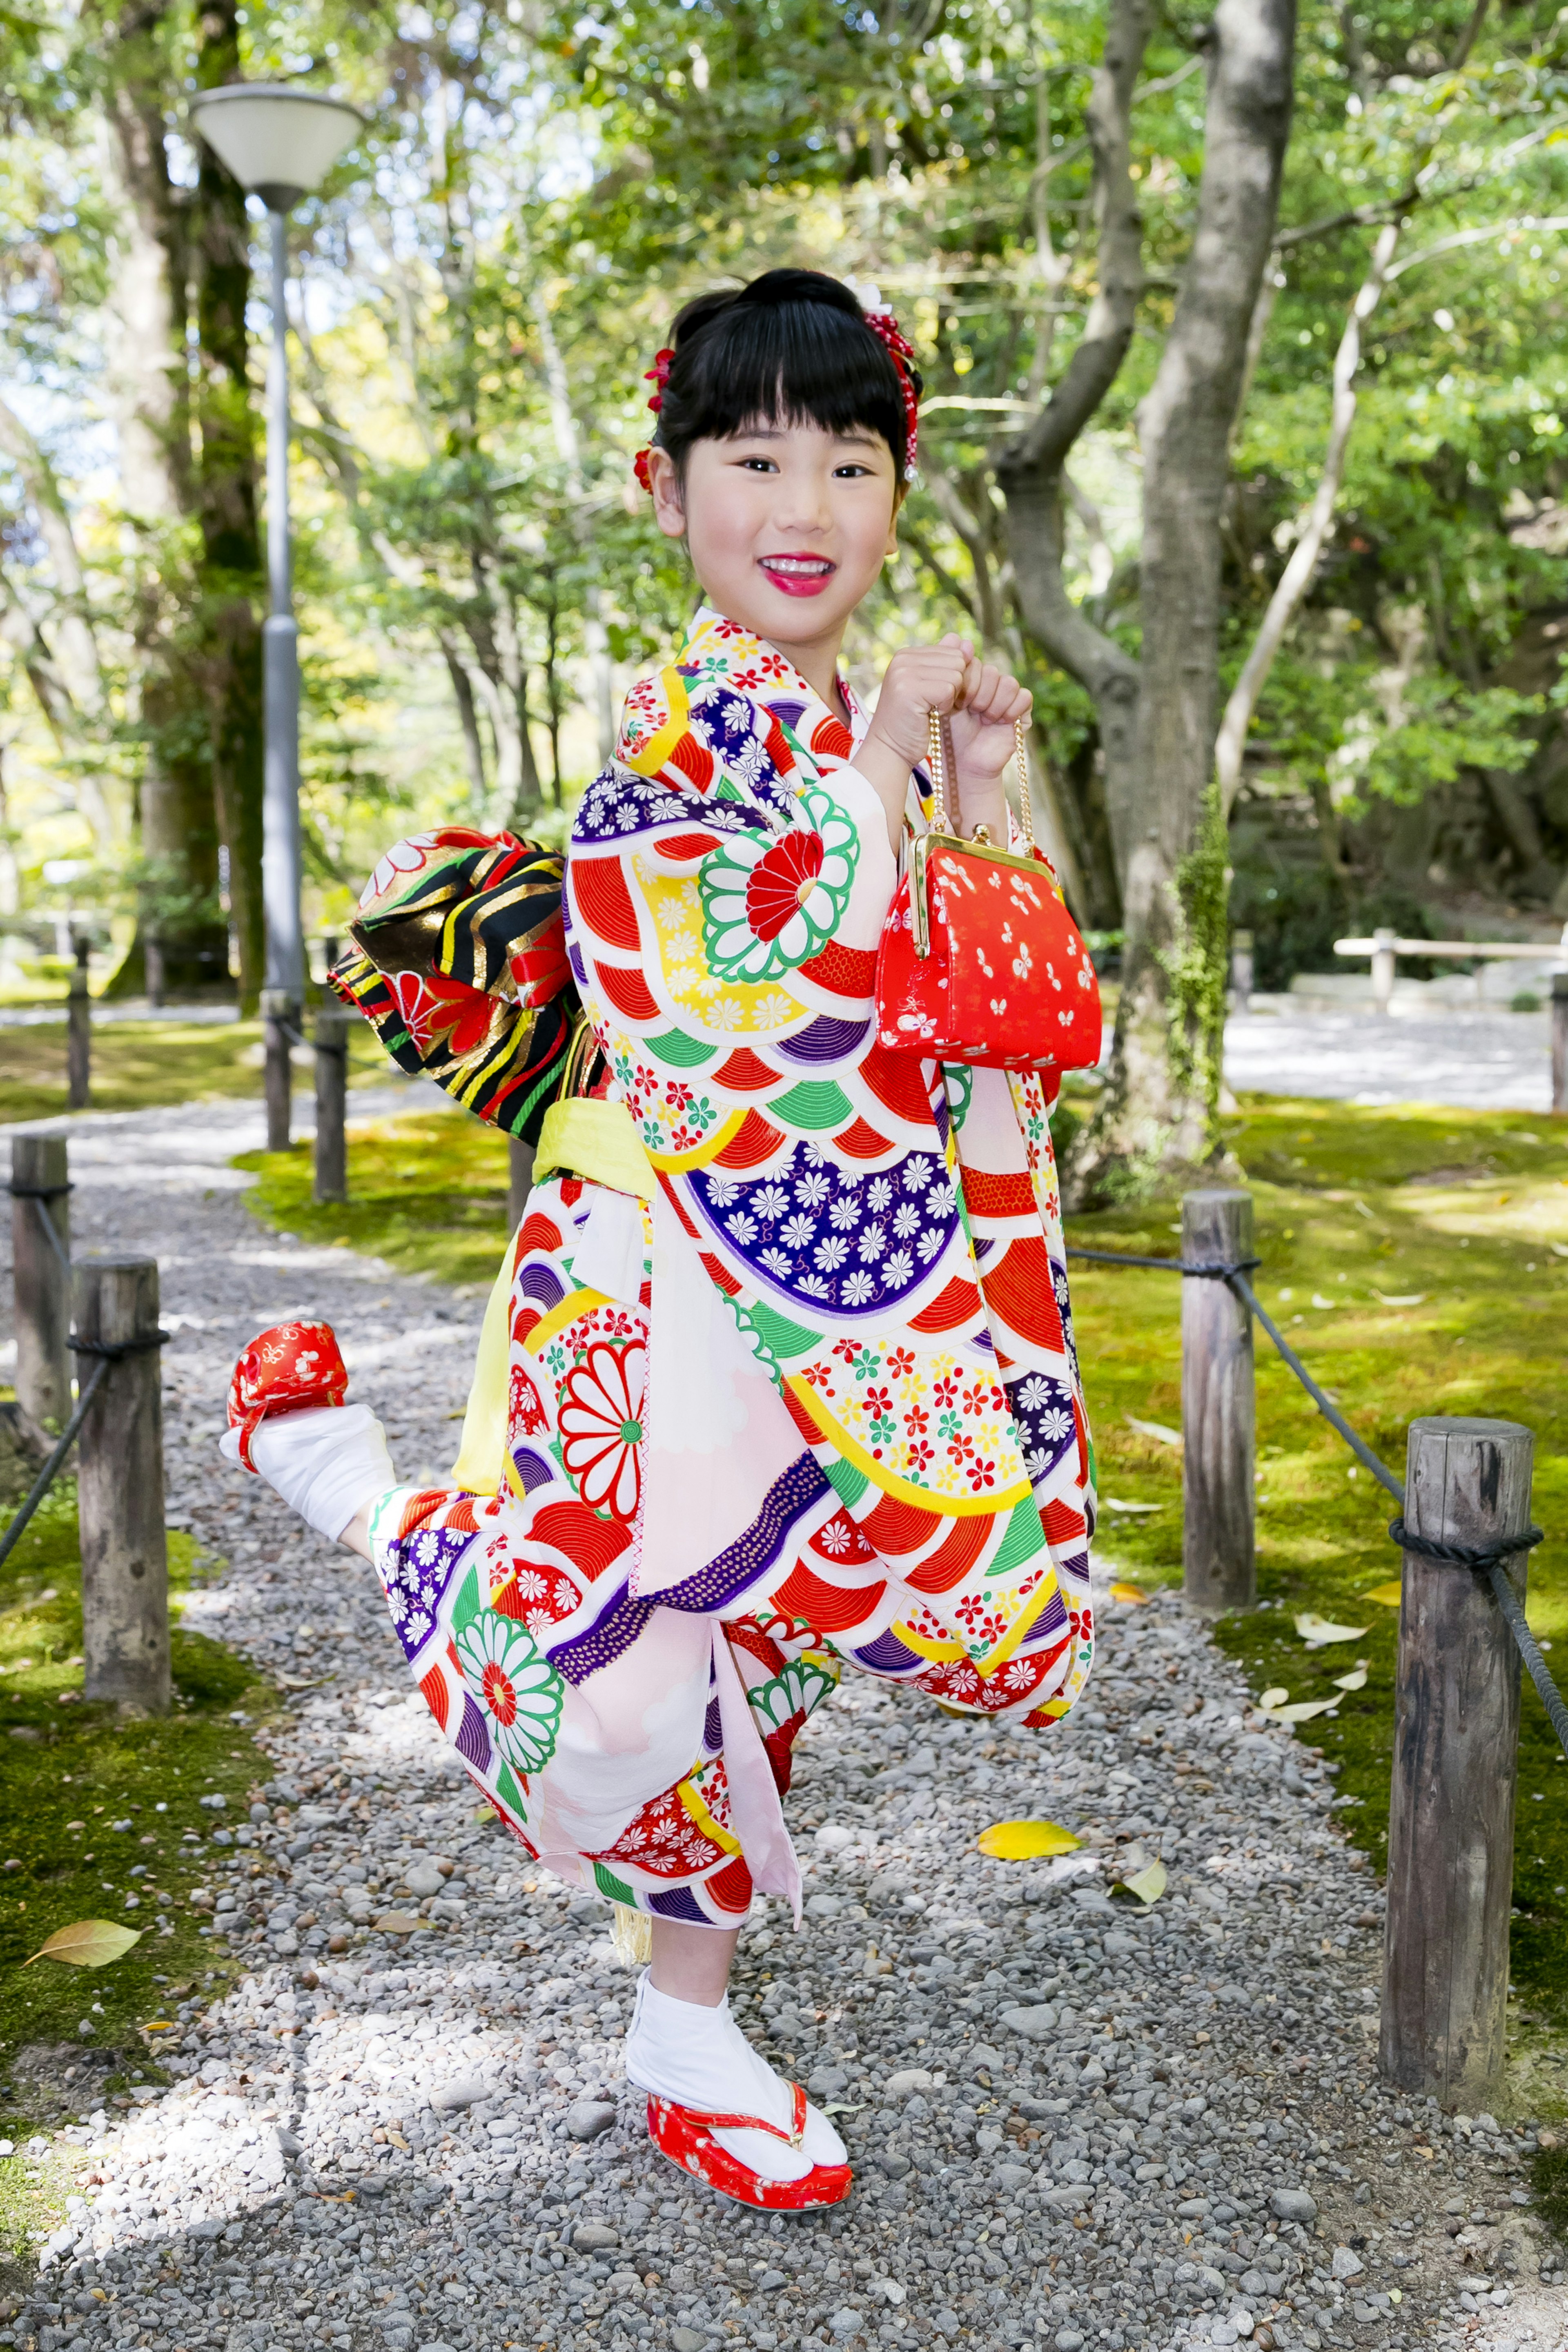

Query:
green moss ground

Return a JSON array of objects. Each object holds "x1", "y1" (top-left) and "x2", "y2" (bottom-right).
[
  {"x1": 235, "y1": 1110, "x2": 512, "y2": 1288},
  {"x1": 0, "y1": 1484, "x2": 278, "y2": 2105},
  {"x1": 0, "y1": 1017, "x2": 388, "y2": 1126}
]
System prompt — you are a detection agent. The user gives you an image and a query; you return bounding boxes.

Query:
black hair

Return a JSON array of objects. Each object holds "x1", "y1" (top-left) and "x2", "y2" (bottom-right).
[{"x1": 651, "y1": 267, "x2": 922, "y2": 484}]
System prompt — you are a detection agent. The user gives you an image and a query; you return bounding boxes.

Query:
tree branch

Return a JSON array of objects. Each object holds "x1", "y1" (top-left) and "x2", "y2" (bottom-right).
[{"x1": 1215, "y1": 220, "x2": 1401, "y2": 814}]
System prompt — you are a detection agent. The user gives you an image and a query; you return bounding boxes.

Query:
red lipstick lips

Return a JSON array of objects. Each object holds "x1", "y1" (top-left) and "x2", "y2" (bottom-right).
[{"x1": 759, "y1": 553, "x2": 836, "y2": 599}]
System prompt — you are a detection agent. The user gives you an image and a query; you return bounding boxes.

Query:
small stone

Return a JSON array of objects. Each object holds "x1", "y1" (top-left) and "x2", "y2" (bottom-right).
[
  {"x1": 996, "y1": 2163, "x2": 1031, "y2": 2189},
  {"x1": 670, "y1": 2330, "x2": 707, "y2": 2352},
  {"x1": 1270, "y1": 2186, "x2": 1318, "y2": 2223},
  {"x1": 755, "y1": 2270, "x2": 787, "y2": 2292},
  {"x1": 429, "y1": 2075, "x2": 492, "y2": 2115},
  {"x1": 565, "y1": 2100, "x2": 617, "y2": 2142},
  {"x1": 874, "y1": 2153, "x2": 911, "y2": 2180},
  {"x1": 886, "y1": 2068, "x2": 933, "y2": 2096},
  {"x1": 1330, "y1": 2246, "x2": 1363, "y2": 2280},
  {"x1": 374, "y1": 1913, "x2": 423, "y2": 1937},
  {"x1": 1054, "y1": 2330, "x2": 1085, "y2": 2351},
  {"x1": 403, "y1": 1863, "x2": 445, "y2": 1898},
  {"x1": 829, "y1": 2312, "x2": 863, "y2": 2339},
  {"x1": 572, "y1": 2220, "x2": 618, "y2": 2251},
  {"x1": 815, "y1": 1825, "x2": 854, "y2": 1851},
  {"x1": 807, "y1": 2065, "x2": 849, "y2": 2098},
  {"x1": 999, "y1": 2004, "x2": 1059, "y2": 2040}
]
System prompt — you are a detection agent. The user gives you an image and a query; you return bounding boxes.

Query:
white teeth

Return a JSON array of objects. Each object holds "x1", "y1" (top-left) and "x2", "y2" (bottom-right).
[{"x1": 765, "y1": 559, "x2": 832, "y2": 576}]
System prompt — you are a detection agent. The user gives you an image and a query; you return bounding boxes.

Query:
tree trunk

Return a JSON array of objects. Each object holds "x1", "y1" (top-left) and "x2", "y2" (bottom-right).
[
  {"x1": 1074, "y1": 0, "x2": 1297, "y2": 1196},
  {"x1": 191, "y1": 0, "x2": 265, "y2": 1006}
]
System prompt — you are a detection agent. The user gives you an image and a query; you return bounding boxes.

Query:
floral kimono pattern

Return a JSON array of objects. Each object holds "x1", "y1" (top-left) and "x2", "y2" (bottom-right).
[{"x1": 369, "y1": 607, "x2": 1096, "y2": 1927}]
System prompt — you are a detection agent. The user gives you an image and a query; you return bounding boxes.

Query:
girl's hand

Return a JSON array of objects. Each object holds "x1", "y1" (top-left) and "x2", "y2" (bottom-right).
[
  {"x1": 948, "y1": 653, "x2": 1031, "y2": 843},
  {"x1": 858, "y1": 635, "x2": 1031, "y2": 849}
]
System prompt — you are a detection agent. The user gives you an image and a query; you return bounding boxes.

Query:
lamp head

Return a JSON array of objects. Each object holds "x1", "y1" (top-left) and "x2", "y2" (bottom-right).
[{"x1": 189, "y1": 84, "x2": 363, "y2": 208}]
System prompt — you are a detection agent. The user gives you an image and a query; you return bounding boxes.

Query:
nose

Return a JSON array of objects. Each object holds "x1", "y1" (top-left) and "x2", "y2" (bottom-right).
[{"x1": 767, "y1": 470, "x2": 834, "y2": 537}]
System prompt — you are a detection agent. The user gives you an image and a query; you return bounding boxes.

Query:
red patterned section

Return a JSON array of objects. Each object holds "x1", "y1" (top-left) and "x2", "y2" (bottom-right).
[
  {"x1": 587, "y1": 1782, "x2": 730, "y2": 1878},
  {"x1": 798, "y1": 940, "x2": 876, "y2": 999},
  {"x1": 833, "y1": 1117, "x2": 893, "y2": 1161},
  {"x1": 809, "y1": 715, "x2": 855, "y2": 761},
  {"x1": 713, "y1": 1048, "x2": 780, "y2": 1094},
  {"x1": 1041, "y1": 1497, "x2": 1087, "y2": 1545},
  {"x1": 572, "y1": 857, "x2": 641, "y2": 951},
  {"x1": 906, "y1": 1512, "x2": 990, "y2": 1595},
  {"x1": 592, "y1": 960, "x2": 661, "y2": 1023},
  {"x1": 768, "y1": 1559, "x2": 887, "y2": 1634},
  {"x1": 782, "y1": 1383, "x2": 828, "y2": 1446},
  {"x1": 669, "y1": 732, "x2": 715, "y2": 790},
  {"x1": 909, "y1": 1276, "x2": 982, "y2": 1334},
  {"x1": 707, "y1": 1855, "x2": 755, "y2": 1914},
  {"x1": 862, "y1": 1492, "x2": 941, "y2": 1558},
  {"x1": 699, "y1": 1250, "x2": 743, "y2": 1297},
  {"x1": 858, "y1": 1044, "x2": 937, "y2": 1127},
  {"x1": 960, "y1": 1166, "x2": 1037, "y2": 1220},
  {"x1": 714, "y1": 1110, "x2": 785, "y2": 1169},
  {"x1": 419, "y1": 1663, "x2": 449, "y2": 1731},
  {"x1": 977, "y1": 1237, "x2": 1065, "y2": 1351},
  {"x1": 517, "y1": 1212, "x2": 564, "y2": 1254},
  {"x1": 653, "y1": 830, "x2": 721, "y2": 862},
  {"x1": 528, "y1": 1498, "x2": 632, "y2": 1579}
]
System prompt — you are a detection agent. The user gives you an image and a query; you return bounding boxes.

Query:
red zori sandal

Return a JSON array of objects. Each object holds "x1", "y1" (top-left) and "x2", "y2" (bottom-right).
[{"x1": 646, "y1": 2082, "x2": 853, "y2": 2210}]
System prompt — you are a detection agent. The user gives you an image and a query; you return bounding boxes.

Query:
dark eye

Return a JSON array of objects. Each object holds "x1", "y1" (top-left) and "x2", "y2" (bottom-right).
[
  {"x1": 738, "y1": 456, "x2": 778, "y2": 473},
  {"x1": 834, "y1": 463, "x2": 873, "y2": 478}
]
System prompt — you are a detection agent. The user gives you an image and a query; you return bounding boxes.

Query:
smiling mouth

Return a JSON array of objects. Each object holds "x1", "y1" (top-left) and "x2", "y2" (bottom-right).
[{"x1": 759, "y1": 554, "x2": 837, "y2": 597}]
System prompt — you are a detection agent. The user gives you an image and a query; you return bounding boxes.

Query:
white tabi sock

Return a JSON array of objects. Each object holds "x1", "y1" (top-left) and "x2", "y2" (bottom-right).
[{"x1": 624, "y1": 1971, "x2": 846, "y2": 2186}]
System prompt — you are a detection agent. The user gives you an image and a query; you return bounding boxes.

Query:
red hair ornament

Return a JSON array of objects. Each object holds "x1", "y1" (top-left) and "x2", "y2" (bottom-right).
[
  {"x1": 632, "y1": 346, "x2": 674, "y2": 495},
  {"x1": 227, "y1": 1321, "x2": 350, "y2": 1472}
]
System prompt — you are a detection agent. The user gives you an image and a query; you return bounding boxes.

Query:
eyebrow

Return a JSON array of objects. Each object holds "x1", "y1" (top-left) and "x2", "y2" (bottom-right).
[{"x1": 726, "y1": 423, "x2": 885, "y2": 449}]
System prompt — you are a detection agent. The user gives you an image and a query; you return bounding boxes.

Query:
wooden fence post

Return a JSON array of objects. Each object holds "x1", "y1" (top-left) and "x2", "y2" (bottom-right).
[
  {"x1": 75, "y1": 1256, "x2": 169, "y2": 1715},
  {"x1": 67, "y1": 936, "x2": 91, "y2": 1111},
  {"x1": 1380, "y1": 1414, "x2": 1533, "y2": 2107},
  {"x1": 1230, "y1": 928, "x2": 1254, "y2": 1013},
  {"x1": 10, "y1": 1134, "x2": 71, "y2": 1434},
  {"x1": 1552, "y1": 971, "x2": 1567, "y2": 1117},
  {"x1": 313, "y1": 1003, "x2": 349, "y2": 1205},
  {"x1": 261, "y1": 988, "x2": 292, "y2": 1154},
  {"x1": 508, "y1": 1136, "x2": 535, "y2": 1233},
  {"x1": 1371, "y1": 925, "x2": 1396, "y2": 1016},
  {"x1": 1181, "y1": 1187, "x2": 1256, "y2": 1615}
]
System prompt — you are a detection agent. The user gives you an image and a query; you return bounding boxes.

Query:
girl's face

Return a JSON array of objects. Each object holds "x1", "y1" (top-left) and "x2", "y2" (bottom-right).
[{"x1": 648, "y1": 419, "x2": 900, "y2": 655}]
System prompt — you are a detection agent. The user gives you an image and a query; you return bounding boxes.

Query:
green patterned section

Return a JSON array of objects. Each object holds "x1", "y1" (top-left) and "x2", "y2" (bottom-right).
[
  {"x1": 824, "y1": 1455, "x2": 869, "y2": 1508},
  {"x1": 644, "y1": 1029, "x2": 718, "y2": 1069},
  {"x1": 769, "y1": 1079, "x2": 853, "y2": 1131},
  {"x1": 449, "y1": 1565, "x2": 484, "y2": 1645},
  {"x1": 746, "y1": 1301, "x2": 821, "y2": 1365},
  {"x1": 993, "y1": 1493, "x2": 1049, "y2": 1574},
  {"x1": 496, "y1": 1759, "x2": 526, "y2": 1816},
  {"x1": 594, "y1": 1861, "x2": 637, "y2": 1905}
]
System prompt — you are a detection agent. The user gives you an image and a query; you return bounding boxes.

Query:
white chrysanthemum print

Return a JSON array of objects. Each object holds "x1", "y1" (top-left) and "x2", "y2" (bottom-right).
[{"x1": 454, "y1": 1608, "x2": 564, "y2": 1776}]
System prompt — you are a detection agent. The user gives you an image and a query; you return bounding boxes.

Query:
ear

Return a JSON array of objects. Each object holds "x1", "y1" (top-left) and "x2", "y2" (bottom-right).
[
  {"x1": 884, "y1": 483, "x2": 904, "y2": 560},
  {"x1": 647, "y1": 448, "x2": 686, "y2": 540}
]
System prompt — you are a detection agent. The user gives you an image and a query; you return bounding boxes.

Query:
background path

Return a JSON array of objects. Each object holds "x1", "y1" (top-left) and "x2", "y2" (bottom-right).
[
  {"x1": 1222, "y1": 1008, "x2": 1552, "y2": 1112},
  {"x1": 0, "y1": 1102, "x2": 1560, "y2": 2352}
]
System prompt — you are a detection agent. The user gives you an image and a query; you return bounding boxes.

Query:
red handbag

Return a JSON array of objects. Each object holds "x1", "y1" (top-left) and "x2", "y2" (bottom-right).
[{"x1": 874, "y1": 714, "x2": 1102, "y2": 1071}]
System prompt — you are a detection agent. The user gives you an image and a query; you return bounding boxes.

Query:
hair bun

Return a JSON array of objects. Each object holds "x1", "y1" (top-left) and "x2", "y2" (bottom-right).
[{"x1": 735, "y1": 267, "x2": 864, "y2": 319}]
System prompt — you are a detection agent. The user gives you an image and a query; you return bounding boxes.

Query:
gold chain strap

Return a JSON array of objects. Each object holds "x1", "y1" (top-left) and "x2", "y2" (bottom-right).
[{"x1": 925, "y1": 709, "x2": 1036, "y2": 849}]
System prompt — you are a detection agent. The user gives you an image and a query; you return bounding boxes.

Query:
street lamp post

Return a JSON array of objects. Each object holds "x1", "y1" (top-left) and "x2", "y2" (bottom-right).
[{"x1": 189, "y1": 83, "x2": 363, "y2": 1151}]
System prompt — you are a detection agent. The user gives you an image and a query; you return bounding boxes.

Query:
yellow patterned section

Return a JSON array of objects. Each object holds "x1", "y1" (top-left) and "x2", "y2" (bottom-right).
[
  {"x1": 633, "y1": 860, "x2": 804, "y2": 1037},
  {"x1": 786, "y1": 1374, "x2": 1033, "y2": 1518},
  {"x1": 451, "y1": 1227, "x2": 528, "y2": 1496},
  {"x1": 621, "y1": 666, "x2": 691, "y2": 778},
  {"x1": 641, "y1": 1107, "x2": 751, "y2": 1174},
  {"x1": 678, "y1": 1763, "x2": 742, "y2": 1857},
  {"x1": 519, "y1": 1287, "x2": 613, "y2": 1357}
]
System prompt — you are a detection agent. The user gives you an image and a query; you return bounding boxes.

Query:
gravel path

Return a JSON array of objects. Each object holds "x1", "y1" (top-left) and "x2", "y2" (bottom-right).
[
  {"x1": 2, "y1": 1100, "x2": 1563, "y2": 2352},
  {"x1": 1223, "y1": 1008, "x2": 1552, "y2": 1112}
]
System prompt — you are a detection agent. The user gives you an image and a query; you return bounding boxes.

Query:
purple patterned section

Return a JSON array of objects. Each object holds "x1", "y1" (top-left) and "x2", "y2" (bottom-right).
[
  {"x1": 548, "y1": 1588, "x2": 659, "y2": 1687},
  {"x1": 1051, "y1": 1256, "x2": 1083, "y2": 1388},
  {"x1": 382, "y1": 1523, "x2": 474, "y2": 1664},
  {"x1": 703, "y1": 1697, "x2": 723, "y2": 1755},
  {"x1": 691, "y1": 1141, "x2": 958, "y2": 1322},
  {"x1": 1017, "y1": 1582, "x2": 1069, "y2": 1641},
  {"x1": 510, "y1": 1446, "x2": 556, "y2": 1496},
  {"x1": 774, "y1": 1013, "x2": 871, "y2": 1065},
  {"x1": 648, "y1": 1884, "x2": 710, "y2": 1923},
  {"x1": 1007, "y1": 1368, "x2": 1080, "y2": 1488},
  {"x1": 765, "y1": 695, "x2": 810, "y2": 733},
  {"x1": 518, "y1": 1263, "x2": 567, "y2": 1313},
  {"x1": 455, "y1": 1690, "x2": 492, "y2": 1771},
  {"x1": 851, "y1": 1628, "x2": 924, "y2": 1673},
  {"x1": 661, "y1": 1453, "x2": 831, "y2": 1614},
  {"x1": 568, "y1": 941, "x2": 587, "y2": 985}
]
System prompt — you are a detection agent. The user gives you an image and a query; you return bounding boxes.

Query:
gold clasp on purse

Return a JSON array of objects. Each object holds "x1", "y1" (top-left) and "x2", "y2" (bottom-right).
[{"x1": 913, "y1": 710, "x2": 1041, "y2": 961}]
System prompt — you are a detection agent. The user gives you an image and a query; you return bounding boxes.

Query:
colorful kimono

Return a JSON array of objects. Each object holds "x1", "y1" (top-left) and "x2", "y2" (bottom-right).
[{"x1": 368, "y1": 607, "x2": 1096, "y2": 1927}]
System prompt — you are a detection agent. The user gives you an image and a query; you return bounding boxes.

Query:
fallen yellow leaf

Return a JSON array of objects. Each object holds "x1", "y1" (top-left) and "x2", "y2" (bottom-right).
[
  {"x1": 1258, "y1": 1686, "x2": 1290, "y2": 1711},
  {"x1": 1125, "y1": 1413, "x2": 1182, "y2": 1449},
  {"x1": 1117, "y1": 1860, "x2": 1167, "y2": 1906},
  {"x1": 1107, "y1": 1581, "x2": 1152, "y2": 1605},
  {"x1": 1105, "y1": 1499, "x2": 1163, "y2": 1515},
  {"x1": 1333, "y1": 1663, "x2": 1369, "y2": 1692},
  {"x1": 1372, "y1": 1290, "x2": 1427, "y2": 1307},
  {"x1": 977, "y1": 1819, "x2": 1082, "y2": 1861},
  {"x1": 1265, "y1": 1697, "x2": 1340, "y2": 1723},
  {"x1": 1295, "y1": 1612, "x2": 1368, "y2": 1645},
  {"x1": 1364, "y1": 1580, "x2": 1403, "y2": 1608},
  {"x1": 25, "y1": 1919, "x2": 142, "y2": 1969}
]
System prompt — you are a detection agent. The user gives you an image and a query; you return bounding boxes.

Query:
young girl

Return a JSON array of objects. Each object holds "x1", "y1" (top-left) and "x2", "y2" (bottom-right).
[{"x1": 225, "y1": 268, "x2": 1095, "y2": 2212}]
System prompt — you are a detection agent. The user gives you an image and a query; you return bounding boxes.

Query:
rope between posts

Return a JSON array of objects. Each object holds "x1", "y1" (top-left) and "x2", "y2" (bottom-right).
[
  {"x1": 5, "y1": 1183, "x2": 72, "y2": 1277},
  {"x1": 1066, "y1": 1243, "x2": 1568, "y2": 1752},
  {"x1": 0, "y1": 1356, "x2": 108, "y2": 1572}
]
